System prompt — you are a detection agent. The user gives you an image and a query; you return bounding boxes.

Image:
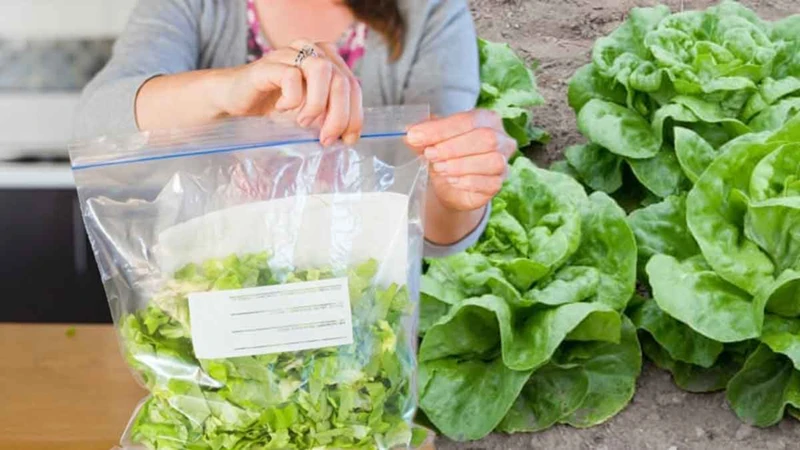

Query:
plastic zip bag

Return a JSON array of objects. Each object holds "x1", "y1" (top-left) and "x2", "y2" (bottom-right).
[{"x1": 70, "y1": 105, "x2": 430, "y2": 450}]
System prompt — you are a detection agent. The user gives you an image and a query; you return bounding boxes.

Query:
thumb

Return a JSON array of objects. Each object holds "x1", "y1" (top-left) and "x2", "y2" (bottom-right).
[{"x1": 404, "y1": 113, "x2": 440, "y2": 155}]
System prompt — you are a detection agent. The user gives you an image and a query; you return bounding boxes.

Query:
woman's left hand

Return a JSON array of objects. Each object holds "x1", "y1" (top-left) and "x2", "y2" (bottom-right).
[{"x1": 406, "y1": 109, "x2": 517, "y2": 211}]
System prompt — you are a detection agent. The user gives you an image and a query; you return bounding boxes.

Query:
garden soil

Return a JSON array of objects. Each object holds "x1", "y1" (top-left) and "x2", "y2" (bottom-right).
[{"x1": 435, "y1": 1, "x2": 800, "y2": 449}]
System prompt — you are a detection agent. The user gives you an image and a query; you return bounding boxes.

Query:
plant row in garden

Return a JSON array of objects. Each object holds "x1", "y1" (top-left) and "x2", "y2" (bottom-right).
[{"x1": 426, "y1": 1, "x2": 799, "y2": 442}]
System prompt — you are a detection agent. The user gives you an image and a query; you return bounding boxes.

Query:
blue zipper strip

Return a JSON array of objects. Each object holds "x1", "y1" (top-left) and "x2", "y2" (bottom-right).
[{"x1": 71, "y1": 131, "x2": 408, "y2": 171}]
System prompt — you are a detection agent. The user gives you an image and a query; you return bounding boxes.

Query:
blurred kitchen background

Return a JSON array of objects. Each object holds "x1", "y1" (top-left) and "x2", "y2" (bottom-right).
[{"x1": 1, "y1": 0, "x2": 137, "y2": 323}]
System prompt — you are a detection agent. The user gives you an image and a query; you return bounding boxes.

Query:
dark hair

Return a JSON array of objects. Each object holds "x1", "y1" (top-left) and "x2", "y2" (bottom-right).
[{"x1": 343, "y1": 0, "x2": 405, "y2": 60}]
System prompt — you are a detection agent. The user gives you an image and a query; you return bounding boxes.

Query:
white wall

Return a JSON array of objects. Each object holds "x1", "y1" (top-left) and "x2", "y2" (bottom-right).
[
  {"x1": 0, "y1": 0, "x2": 139, "y2": 157},
  {"x1": 0, "y1": 0, "x2": 138, "y2": 39}
]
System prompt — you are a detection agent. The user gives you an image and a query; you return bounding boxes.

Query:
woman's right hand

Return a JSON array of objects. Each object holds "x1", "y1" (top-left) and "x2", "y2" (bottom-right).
[{"x1": 217, "y1": 41, "x2": 364, "y2": 146}]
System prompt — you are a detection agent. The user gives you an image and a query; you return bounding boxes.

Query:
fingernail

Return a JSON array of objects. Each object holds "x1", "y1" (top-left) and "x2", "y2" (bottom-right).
[
  {"x1": 424, "y1": 147, "x2": 440, "y2": 161},
  {"x1": 407, "y1": 129, "x2": 424, "y2": 146},
  {"x1": 299, "y1": 116, "x2": 312, "y2": 127},
  {"x1": 321, "y1": 136, "x2": 335, "y2": 147},
  {"x1": 433, "y1": 162, "x2": 448, "y2": 174},
  {"x1": 447, "y1": 177, "x2": 460, "y2": 185},
  {"x1": 343, "y1": 132, "x2": 359, "y2": 146}
]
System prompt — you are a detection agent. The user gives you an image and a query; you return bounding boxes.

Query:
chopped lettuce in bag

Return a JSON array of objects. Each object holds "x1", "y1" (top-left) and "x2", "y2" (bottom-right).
[
  {"x1": 69, "y1": 106, "x2": 429, "y2": 450},
  {"x1": 122, "y1": 255, "x2": 414, "y2": 449}
]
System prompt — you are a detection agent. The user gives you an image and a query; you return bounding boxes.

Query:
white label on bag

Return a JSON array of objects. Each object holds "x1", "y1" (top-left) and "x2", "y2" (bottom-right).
[{"x1": 188, "y1": 277, "x2": 353, "y2": 359}]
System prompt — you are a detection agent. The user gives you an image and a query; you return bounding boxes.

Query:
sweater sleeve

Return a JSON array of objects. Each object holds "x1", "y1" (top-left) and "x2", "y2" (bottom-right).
[
  {"x1": 402, "y1": 0, "x2": 480, "y2": 117},
  {"x1": 403, "y1": 0, "x2": 486, "y2": 257},
  {"x1": 73, "y1": 0, "x2": 203, "y2": 140}
]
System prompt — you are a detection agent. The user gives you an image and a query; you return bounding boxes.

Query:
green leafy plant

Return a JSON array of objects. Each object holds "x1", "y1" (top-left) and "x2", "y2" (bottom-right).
[
  {"x1": 120, "y1": 254, "x2": 417, "y2": 449},
  {"x1": 628, "y1": 114, "x2": 800, "y2": 426},
  {"x1": 562, "y1": 1, "x2": 800, "y2": 199},
  {"x1": 478, "y1": 38, "x2": 548, "y2": 148},
  {"x1": 418, "y1": 157, "x2": 640, "y2": 440}
]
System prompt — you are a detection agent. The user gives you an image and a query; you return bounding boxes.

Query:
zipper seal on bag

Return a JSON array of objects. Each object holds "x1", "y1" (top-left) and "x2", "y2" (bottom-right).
[
  {"x1": 70, "y1": 131, "x2": 408, "y2": 171},
  {"x1": 69, "y1": 105, "x2": 430, "y2": 171}
]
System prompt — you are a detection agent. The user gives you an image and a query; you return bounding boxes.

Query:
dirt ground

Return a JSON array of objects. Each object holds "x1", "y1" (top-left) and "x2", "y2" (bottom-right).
[{"x1": 434, "y1": 0, "x2": 800, "y2": 449}]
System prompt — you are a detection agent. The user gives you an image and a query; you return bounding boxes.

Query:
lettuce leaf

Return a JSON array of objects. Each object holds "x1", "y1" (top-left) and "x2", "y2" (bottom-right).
[
  {"x1": 640, "y1": 334, "x2": 753, "y2": 393},
  {"x1": 478, "y1": 38, "x2": 548, "y2": 147},
  {"x1": 498, "y1": 317, "x2": 641, "y2": 432},
  {"x1": 727, "y1": 344, "x2": 800, "y2": 427}
]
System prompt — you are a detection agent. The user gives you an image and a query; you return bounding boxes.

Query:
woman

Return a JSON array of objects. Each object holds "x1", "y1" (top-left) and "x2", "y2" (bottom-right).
[{"x1": 76, "y1": 0, "x2": 517, "y2": 253}]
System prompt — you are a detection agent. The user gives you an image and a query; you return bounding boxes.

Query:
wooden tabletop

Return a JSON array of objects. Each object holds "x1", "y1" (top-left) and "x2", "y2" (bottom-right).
[
  {"x1": 0, "y1": 324, "x2": 436, "y2": 450},
  {"x1": 0, "y1": 324, "x2": 146, "y2": 450}
]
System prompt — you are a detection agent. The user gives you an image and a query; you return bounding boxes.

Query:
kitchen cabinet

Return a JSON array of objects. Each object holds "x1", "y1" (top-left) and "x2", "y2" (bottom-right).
[{"x1": 0, "y1": 187, "x2": 110, "y2": 323}]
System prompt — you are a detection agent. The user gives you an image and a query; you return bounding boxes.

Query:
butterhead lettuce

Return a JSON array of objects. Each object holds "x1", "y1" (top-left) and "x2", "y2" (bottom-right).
[
  {"x1": 628, "y1": 114, "x2": 800, "y2": 426},
  {"x1": 564, "y1": 1, "x2": 800, "y2": 199},
  {"x1": 418, "y1": 158, "x2": 640, "y2": 440}
]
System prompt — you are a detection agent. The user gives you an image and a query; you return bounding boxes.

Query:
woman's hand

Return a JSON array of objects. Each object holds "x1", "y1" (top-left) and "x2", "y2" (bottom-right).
[
  {"x1": 136, "y1": 40, "x2": 363, "y2": 145},
  {"x1": 220, "y1": 41, "x2": 363, "y2": 145},
  {"x1": 405, "y1": 109, "x2": 516, "y2": 245},
  {"x1": 406, "y1": 109, "x2": 516, "y2": 211}
]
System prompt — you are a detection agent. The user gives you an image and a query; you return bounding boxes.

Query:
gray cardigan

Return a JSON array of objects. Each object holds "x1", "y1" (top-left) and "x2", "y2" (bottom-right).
[
  {"x1": 74, "y1": 0, "x2": 486, "y2": 257},
  {"x1": 75, "y1": 0, "x2": 480, "y2": 138}
]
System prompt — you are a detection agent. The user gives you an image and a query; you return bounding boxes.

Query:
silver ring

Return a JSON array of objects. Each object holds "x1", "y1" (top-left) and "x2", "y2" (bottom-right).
[{"x1": 294, "y1": 45, "x2": 318, "y2": 67}]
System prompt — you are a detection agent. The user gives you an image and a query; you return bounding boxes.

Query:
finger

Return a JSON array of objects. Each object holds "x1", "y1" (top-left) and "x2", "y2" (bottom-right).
[
  {"x1": 261, "y1": 46, "x2": 334, "y2": 119},
  {"x1": 439, "y1": 174, "x2": 504, "y2": 196},
  {"x1": 405, "y1": 114, "x2": 441, "y2": 156},
  {"x1": 406, "y1": 109, "x2": 503, "y2": 147},
  {"x1": 315, "y1": 42, "x2": 353, "y2": 145},
  {"x1": 274, "y1": 66, "x2": 305, "y2": 112},
  {"x1": 431, "y1": 152, "x2": 508, "y2": 178},
  {"x1": 248, "y1": 58, "x2": 297, "y2": 93},
  {"x1": 286, "y1": 41, "x2": 334, "y2": 127},
  {"x1": 343, "y1": 77, "x2": 363, "y2": 145},
  {"x1": 317, "y1": 42, "x2": 363, "y2": 145},
  {"x1": 298, "y1": 59, "x2": 333, "y2": 127},
  {"x1": 319, "y1": 70, "x2": 351, "y2": 146},
  {"x1": 423, "y1": 127, "x2": 517, "y2": 162},
  {"x1": 253, "y1": 49, "x2": 309, "y2": 114}
]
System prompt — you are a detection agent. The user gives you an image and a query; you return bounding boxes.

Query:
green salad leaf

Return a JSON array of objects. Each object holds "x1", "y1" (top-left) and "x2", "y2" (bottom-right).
[
  {"x1": 418, "y1": 358, "x2": 533, "y2": 441},
  {"x1": 640, "y1": 334, "x2": 754, "y2": 393},
  {"x1": 627, "y1": 194, "x2": 699, "y2": 274},
  {"x1": 727, "y1": 344, "x2": 800, "y2": 427},
  {"x1": 564, "y1": 1, "x2": 800, "y2": 199},
  {"x1": 727, "y1": 316, "x2": 800, "y2": 426},
  {"x1": 121, "y1": 255, "x2": 415, "y2": 449},
  {"x1": 629, "y1": 299, "x2": 723, "y2": 368},
  {"x1": 498, "y1": 317, "x2": 641, "y2": 432},
  {"x1": 564, "y1": 143, "x2": 624, "y2": 194},
  {"x1": 419, "y1": 157, "x2": 639, "y2": 440},
  {"x1": 478, "y1": 38, "x2": 548, "y2": 147}
]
